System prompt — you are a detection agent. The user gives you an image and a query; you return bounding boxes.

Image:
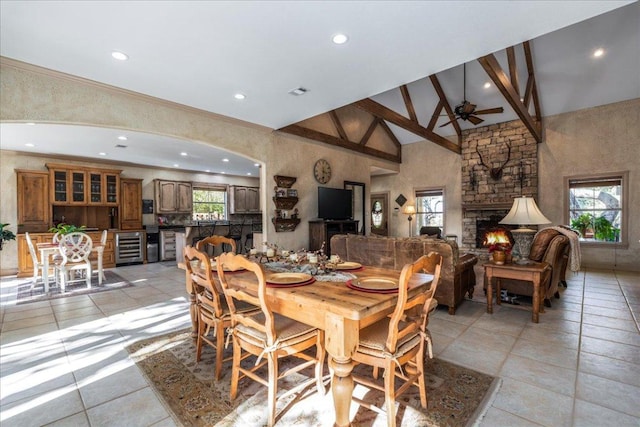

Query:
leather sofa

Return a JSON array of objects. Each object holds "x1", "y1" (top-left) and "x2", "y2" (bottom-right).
[
  {"x1": 485, "y1": 228, "x2": 570, "y2": 305},
  {"x1": 330, "y1": 234, "x2": 478, "y2": 314}
]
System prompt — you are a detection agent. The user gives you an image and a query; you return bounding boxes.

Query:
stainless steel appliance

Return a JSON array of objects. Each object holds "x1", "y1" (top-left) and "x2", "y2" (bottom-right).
[
  {"x1": 146, "y1": 226, "x2": 159, "y2": 263},
  {"x1": 115, "y1": 231, "x2": 144, "y2": 265}
]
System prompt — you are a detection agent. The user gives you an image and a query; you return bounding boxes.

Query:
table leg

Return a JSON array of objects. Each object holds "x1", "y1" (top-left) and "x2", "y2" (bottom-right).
[
  {"x1": 532, "y1": 273, "x2": 540, "y2": 323},
  {"x1": 486, "y1": 270, "x2": 493, "y2": 314},
  {"x1": 42, "y1": 252, "x2": 50, "y2": 293},
  {"x1": 496, "y1": 278, "x2": 502, "y2": 306},
  {"x1": 330, "y1": 357, "x2": 355, "y2": 427},
  {"x1": 325, "y1": 314, "x2": 358, "y2": 427}
]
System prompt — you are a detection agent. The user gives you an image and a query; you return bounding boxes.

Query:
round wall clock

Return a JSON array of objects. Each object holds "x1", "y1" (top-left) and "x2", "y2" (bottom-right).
[{"x1": 313, "y1": 159, "x2": 332, "y2": 184}]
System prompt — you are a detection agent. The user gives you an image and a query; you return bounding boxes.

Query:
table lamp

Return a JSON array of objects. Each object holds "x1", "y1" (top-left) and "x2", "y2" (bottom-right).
[
  {"x1": 499, "y1": 196, "x2": 551, "y2": 263},
  {"x1": 403, "y1": 205, "x2": 416, "y2": 237}
]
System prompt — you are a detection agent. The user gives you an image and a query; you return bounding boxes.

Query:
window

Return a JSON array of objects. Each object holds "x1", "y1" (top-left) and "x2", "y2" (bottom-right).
[
  {"x1": 415, "y1": 188, "x2": 444, "y2": 231},
  {"x1": 566, "y1": 172, "x2": 627, "y2": 245},
  {"x1": 192, "y1": 186, "x2": 227, "y2": 221}
]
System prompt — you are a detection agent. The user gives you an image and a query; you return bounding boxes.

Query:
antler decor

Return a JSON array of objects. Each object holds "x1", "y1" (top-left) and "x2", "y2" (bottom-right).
[{"x1": 476, "y1": 142, "x2": 511, "y2": 180}]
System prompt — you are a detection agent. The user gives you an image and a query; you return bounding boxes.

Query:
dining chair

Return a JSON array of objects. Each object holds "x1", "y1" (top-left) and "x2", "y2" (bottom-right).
[
  {"x1": 349, "y1": 252, "x2": 442, "y2": 427},
  {"x1": 216, "y1": 252, "x2": 326, "y2": 427},
  {"x1": 91, "y1": 229, "x2": 108, "y2": 284},
  {"x1": 183, "y1": 246, "x2": 257, "y2": 380},
  {"x1": 55, "y1": 232, "x2": 93, "y2": 292},
  {"x1": 225, "y1": 217, "x2": 245, "y2": 252},
  {"x1": 25, "y1": 232, "x2": 45, "y2": 290},
  {"x1": 195, "y1": 235, "x2": 236, "y2": 256}
]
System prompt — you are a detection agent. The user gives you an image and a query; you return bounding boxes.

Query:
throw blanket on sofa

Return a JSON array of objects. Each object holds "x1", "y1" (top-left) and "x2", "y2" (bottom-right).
[{"x1": 547, "y1": 226, "x2": 582, "y2": 271}]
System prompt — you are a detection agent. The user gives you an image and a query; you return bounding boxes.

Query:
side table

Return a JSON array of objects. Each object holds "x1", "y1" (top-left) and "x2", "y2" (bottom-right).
[{"x1": 484, "y1": 261, "x2": 551, "y2": 323}]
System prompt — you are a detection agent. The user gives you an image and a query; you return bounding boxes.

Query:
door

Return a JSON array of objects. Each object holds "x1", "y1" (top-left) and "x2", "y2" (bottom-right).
[{"x1": 370, "y1": 192, "x2": 389, "y2": 236}]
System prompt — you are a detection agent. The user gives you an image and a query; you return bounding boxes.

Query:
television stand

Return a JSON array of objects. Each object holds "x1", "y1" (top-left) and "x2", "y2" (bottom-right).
[{"x1": 309, "y1": 219, "x2": 359, "y2": 257}]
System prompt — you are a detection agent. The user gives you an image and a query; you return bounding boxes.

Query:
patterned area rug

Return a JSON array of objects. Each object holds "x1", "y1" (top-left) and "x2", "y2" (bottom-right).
[
  {"x1": 127, "y1": 330, "x2": 500, "y2": 427},
  {"x1": 16, "y1": 271, "x2": 133, "y2": 304}
]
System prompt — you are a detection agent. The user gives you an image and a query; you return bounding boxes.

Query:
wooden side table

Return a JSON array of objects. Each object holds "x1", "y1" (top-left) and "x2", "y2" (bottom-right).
[{"x1": 484, "y1": 261, "x2": 551, "y2": 323}]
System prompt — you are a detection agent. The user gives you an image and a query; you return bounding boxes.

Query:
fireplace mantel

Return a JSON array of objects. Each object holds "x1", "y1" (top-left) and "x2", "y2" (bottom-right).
[{"x1": 462, "y1": 203, "x2": 513, "y2": 212}]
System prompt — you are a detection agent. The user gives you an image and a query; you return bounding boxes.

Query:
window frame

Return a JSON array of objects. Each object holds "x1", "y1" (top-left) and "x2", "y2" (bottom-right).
[
  {"x1": 564, "y1": 171, "x2": 628, "y2": 249},
  {"x1": 191, "y1": 184, "x2": 229, "y2": 221},
  {"x1": 414, "y1": 187, "x2": 445, "y2": 233}
]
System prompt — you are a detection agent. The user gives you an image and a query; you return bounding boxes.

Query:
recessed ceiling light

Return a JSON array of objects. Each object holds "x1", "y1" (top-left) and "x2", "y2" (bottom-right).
[
  {"x1": 180, "y1": 152, "x2": 188, "y2": 156},
  {"x1": 117, "y1": 135, "x2": 127, "y2": 141},
  {"x1": 173, "y1": 164, "x2": 179, "y2": 168},
  {"x1": 205, "y1": 169, "x2": 211, "y2": 173},
  {"x1": 593, "y1": 48, "x2": 605, "y2": 58},
  {"x1": 99, "y1": 152, "x2": 107, "y2": 156},
  {"x1": 246, "y1": 172, "x2": 252, "y2": 176},
  {"x1": 25, "y1": 143, "x2": 35, "y2": 147},
  {"x1": 254, "y1": 163, "x2": 260, "y2": 167},
  {"x1": 221, "y1": 171, "x2": 226, "y2": 174},
  {"x1": 483, "y1": 82, "x2": 491, "y2": 89},
  {"x1": 234, "y1": 93, "x2": 246, "y2": 100},
  {"x1": 288, "y1": 87, "x2": 308, "y2": 96},
  {"x1": 111, "y1": 51, "x2": 129, "y2": 61},
  {"x1": 222, "y1": 158, "x2": 229, "y2": 162},
  {"x1": 332, "y1": 33, "x2": 349, "y2": 44},
  {"x1": 25, "y1": 122, "x2": 36, "y2": 126}
]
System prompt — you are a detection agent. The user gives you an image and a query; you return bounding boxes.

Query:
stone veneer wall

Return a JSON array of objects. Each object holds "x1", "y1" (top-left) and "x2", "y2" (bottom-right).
[{"x1": 459, "y1": 120, "x2": 539, "y2": 254}]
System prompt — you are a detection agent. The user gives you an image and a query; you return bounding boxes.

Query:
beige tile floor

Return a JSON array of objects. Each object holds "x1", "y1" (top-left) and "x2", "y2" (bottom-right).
[{"x1": 1, "y1": 263, "x2": 638, "y2": 426}]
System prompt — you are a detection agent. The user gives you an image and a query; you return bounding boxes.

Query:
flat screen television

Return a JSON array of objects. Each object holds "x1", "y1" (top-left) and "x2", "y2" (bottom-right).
[{"x1": 318, "y1": 187, "x2": 353, "y2": 220}]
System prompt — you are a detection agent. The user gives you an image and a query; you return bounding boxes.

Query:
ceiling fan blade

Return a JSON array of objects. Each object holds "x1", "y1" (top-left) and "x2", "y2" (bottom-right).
[
  {"x1": 468, "y1": 115, "x2": 484, "y2": 125},
  {"x1": 462, "y1": 102, "x2": 476, "y2": 114},
  {"x1": 439, "y1": 117, "x2": 460, "y2": 128},
  {"x1": 474, "y1": 107, "x2": 504, "y2": 115}
]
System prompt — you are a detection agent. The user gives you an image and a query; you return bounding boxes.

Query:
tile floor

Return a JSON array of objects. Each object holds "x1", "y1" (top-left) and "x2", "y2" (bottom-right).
[{"x1": 1, "y1": 263, "x2": 638, "y2": 426}]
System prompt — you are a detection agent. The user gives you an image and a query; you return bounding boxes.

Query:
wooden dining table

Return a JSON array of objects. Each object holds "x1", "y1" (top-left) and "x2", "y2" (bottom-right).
[
  {"x1": 184, "y1": 262, "x2": 433, "y2": 426},
  {"x1": 37, "y1": 242, "x2": 106, "y2": 292}
]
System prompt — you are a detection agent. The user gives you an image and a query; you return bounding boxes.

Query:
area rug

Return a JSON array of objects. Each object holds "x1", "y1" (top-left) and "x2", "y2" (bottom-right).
[
  {"x1": 16, "y1": 271, "x2": 133, "y2": 304},
  {"x1": 127, "y1": 330, "x2": 500, "y2": 427}
]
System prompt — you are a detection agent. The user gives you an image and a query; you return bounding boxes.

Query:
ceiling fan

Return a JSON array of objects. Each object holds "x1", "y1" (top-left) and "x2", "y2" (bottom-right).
[{"x1": 440, "y1": 64, "x2": 504, "y2": 127}]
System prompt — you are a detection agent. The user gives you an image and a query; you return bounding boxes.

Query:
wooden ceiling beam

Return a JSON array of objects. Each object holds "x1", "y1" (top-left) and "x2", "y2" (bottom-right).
[
  {"x1": 355, "y1": 98, "x2": 460, "y2": 154},
  {"x1": 429, "y1": 74, "x2": 462, "y2": 142},
  {"x1": 427, "y1": 100, "x2": 443, "y2": 131},
  {"x1": 506, "y1": 46, "x2": 520, "y2": 96},
  {"x1": 400, "y1": 85, "x2": 418, "y2": 122},
  {"x1": 523, "y1": 41, "x2": 542, "y2": 122},
  {"x1": 377, "y1": 119, "x2": 402, "y2": 149},
  {"x1": 478, "y1": 53, "x2": 542, "y2": 143},
  {"x1": 329, "y1": 110, "x2": 349, "y2": 141},
  {"x1": 359, "y1": 118, "x2": 378, "y2": 146},
  {"x1": 279, "y1": 124, "x2": 401, "y2": 163}
]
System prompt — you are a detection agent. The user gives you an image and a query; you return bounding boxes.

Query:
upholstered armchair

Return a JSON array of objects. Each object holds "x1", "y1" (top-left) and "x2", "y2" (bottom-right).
[{"x1": 485, "y1": 228, "x2": 570, "y2": 306}]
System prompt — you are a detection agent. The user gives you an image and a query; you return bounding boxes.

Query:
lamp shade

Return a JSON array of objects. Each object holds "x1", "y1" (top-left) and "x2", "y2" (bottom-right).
[
  {"x1": 500, "y1": 196, "x2": 551, "y2": 226},
  {"x1": 403, "y1": 205, "x2": 416, "y2": 215}
]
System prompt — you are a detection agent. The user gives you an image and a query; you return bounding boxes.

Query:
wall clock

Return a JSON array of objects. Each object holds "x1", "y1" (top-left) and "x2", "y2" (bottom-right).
[{"x1": 313, "y1": 159, "x2": 332, "y2": 184}]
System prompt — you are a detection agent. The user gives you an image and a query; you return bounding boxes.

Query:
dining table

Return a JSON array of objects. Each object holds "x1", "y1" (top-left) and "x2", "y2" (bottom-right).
[
  {"x1": 36, "y1": 241, "x2": 106, "y2": 292},
  {"x1": 183, "y1": 260, "x2": 433, "y2": 427}
]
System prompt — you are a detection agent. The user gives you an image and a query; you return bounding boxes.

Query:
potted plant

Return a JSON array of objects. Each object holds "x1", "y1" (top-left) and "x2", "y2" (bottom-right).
[
  {"x1": 48, "y1": 223, "x2": 87, "y2": 235},
  {"x1": 570, "y1": 213, "x2": 593, "y2": 238},
  {"x1": 0, "y1": 223, "x2": 17, "y2": 251},
  {"x1": 593, "y1": 216, "x2": 618, "y2": 242},
  {"x1": 488, "y1": 242, "x2": 512, "y2": 265}
]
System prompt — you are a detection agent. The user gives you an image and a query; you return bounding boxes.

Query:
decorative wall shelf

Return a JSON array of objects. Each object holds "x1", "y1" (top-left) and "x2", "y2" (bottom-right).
[
  {"x1": 273, "y1": 196, "x2": 298, "y2": 210},
  {"x1": 272, "y1": 218, "x2": 301, "y2": 232},
  {"x1": 272, "y1": 175, "x2": 300, "y2": 232},
  {"x1": 274, "y1": 175, "x2": 297, "y2": 188}
]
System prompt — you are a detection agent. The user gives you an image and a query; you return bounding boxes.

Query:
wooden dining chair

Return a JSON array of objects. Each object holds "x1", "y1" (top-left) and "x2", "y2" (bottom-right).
[
  {"x1": 216, "y1": 252, "x2": 326, "y2": 427},
  {"x1": 350, "y1": 252, "x2": 442, "y2": 427},
  {"x1": 195, "y1": 235, "x2": 236, "y2": 256},
  {"x1": 183, "y1": 245, "x2": 256, "y2": 380},
  {"x1": 25, "y1": 232, "x2": 45, "y2": 290},
  {"x1": 55, "y1": 232, "x2": 93, "y2": 292}
]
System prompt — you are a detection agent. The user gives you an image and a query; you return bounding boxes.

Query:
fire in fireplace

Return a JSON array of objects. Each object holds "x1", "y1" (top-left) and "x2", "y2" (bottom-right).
[{"x1": 476, "y1": 215, "x2": 516, "y2": 248}]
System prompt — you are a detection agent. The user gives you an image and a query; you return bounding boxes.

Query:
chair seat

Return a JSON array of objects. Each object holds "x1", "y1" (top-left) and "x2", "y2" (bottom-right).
[
  {"x1": 236, "y1": 312, "x2": 319, "y2": 348},
  {"x1": 357, "y1": 319, "x2": 422, "y2": 359}
]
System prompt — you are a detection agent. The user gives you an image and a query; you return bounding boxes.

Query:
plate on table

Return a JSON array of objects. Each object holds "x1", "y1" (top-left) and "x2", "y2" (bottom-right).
[
  {"x1": 335, "y1": 261, "x2": 362, "y2": 271},
  {"x1": 347, "y1": 277, "x2": 399, "y2": 293},
  {"x1": 266, "y1": 272, "x2": 313, "y2": 285},
  {"x1": 210, "y1": 259, "x2": 246, "y2": 273}
]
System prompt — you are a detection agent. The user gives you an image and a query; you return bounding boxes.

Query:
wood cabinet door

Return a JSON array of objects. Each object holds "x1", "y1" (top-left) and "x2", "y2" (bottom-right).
[
  {"x1": 17, "y1": 171, "x2": 50, "y2": 232},
  {"x1": 156, "y1": 181, "x2": 177, "y2": 212},
  {"x1": 246, "y1": 187, "x2": 260, "y2": 212},
  {"x1": 120, "y1": 178, "x2": 143, "y2": 230},
  {"x1": 176, "y1": 182, "x2": 192, "y2": 212}
]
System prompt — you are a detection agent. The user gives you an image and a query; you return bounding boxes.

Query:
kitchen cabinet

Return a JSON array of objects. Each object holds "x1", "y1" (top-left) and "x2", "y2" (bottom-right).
[
  {"x1": 120, "y1": 178, "x2": 143, "y2": 230},
  {"x1": 230, "y1": 186, "x2": 260, "y2": 214},
  {"x1": 16, "y1": 170, "x2": 50, "y2": 232},
  {"x1": 16, "y1": 231, "x2": 115, "y2": 278},
  {"x1": 155, "y1": 180, "x2": 193, "y2": 214},
  {"x1": 47, "y1": 163, "x2": 121, "y2": 206}
]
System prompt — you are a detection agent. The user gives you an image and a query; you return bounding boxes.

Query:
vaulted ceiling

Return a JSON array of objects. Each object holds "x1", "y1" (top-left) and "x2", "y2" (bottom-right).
[{"x1": 1, "y1": 1, "x2": 638, "y2": 174}]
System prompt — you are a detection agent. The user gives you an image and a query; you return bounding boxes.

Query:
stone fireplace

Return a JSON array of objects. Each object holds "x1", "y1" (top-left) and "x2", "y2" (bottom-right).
[{"x1": 459, "y1": 120, "x2": 539, "y2": 259}]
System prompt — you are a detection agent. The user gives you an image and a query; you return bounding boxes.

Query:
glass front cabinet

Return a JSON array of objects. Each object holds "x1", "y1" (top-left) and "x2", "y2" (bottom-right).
[{"x1": 47, "y1": 164, "x2": 120, "y2": 206}]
